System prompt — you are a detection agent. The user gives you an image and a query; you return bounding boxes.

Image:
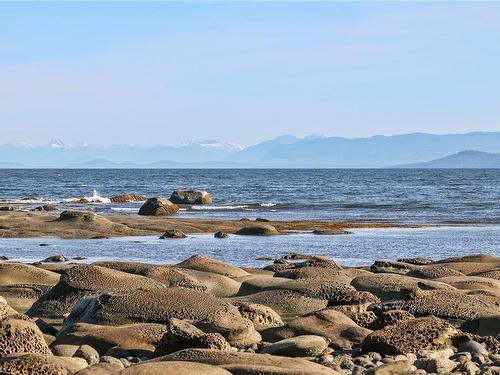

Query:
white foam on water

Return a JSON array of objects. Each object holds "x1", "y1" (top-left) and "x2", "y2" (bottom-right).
[
  {"x1": 110, "y1": 207, "x2": 138, "y2": 212},
  {"x1": 190, "y1": 205, "x2": 250, "y2": 210},
  {"x1": 260, "y1": 202, "x2": 277, "y2": 207},
  {"x1": 78, "y1": 190, "x2": 111, "y2": 204}
]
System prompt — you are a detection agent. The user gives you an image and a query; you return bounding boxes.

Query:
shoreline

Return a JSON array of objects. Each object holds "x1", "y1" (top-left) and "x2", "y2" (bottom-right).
[{"x1": 0, "y1": 211, "x2": 425, "y2": 239}]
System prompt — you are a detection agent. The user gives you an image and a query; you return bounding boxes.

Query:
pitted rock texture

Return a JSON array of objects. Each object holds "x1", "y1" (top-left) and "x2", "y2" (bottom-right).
[
  {"x1": 176, "y1": 255, "x2": 249, "y2": 278},
  {"x1": 0, "y1": 318, "x2": 51, "y2": 356},
  {"x1": 274, "y1": 267, "x2": 353, "y2": 284},
  {"x1": 351, "y1": 273, "x2": 455, "y2": 300},
  {"x1": 0, "y1": 354, "x2": 66, "y2": 375},
  {"x1": 361, "y1": 317, "x2": 458, "y2": 355},
  {"x1": 233, "y1": 289, "x2": 328, "y2": 315},
  {"x1": 380, "y1": 289, "x2": 500, "y2": 321},
  {"x1": 119, "y1": 361, "x2": 232, "y2": 375},
  {"x1": 262, "y1": 309, "x2": 371, "y2": 350},
  {"x1": 159, "y1": 348, "x2": 341, "y2": 375},
  {"x1": 407, "y1": 266, "x2": 465, "y2": 279},
  {"x1": 64, "y1": 288, "x2": 242, "y2": 325},
  {"x1": 370, "y1": 260, "x2": 418, "y2": 275},
  {"x1": 54, "y1": 322, "x2": 167, "y2": 354},
  {"x1": 154, "y1": 318, "x2": 230, "y2": 356},
  {"x1": 471, "y1": 269, "x2": 500, "y2": 280},
  {"x1": 370, "y1": 310, "x2": 415, "y2": 330},
  {"x1": 27, "y1": 265, "x2": 163, "y2": 318},
  {"x1": 397, "y1": 257, "x2": 433, "y2": 265},
  {"x1": 0, "y1": 262, "x2": 60, "y2": 286},
  {"x1": 232, "y1": 301, "x2": 284, "y2": 330}
]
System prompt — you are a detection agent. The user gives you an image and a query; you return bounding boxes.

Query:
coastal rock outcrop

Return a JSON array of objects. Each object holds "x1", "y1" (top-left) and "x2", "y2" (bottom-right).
[
  {"x1": 138, "y1": 197, "x2": 179, "y2": 216},
  {"x1": 0, "y1": 318, "x2": 52, "y2": 356},
  {"x1": 361, "y1": 317, "x2": 457, "y2": 355},
  {"x1": 159, "y1": 349, "x2": 341, "y2": 375},
  {"x1": 54, "y1": 322, "x2": 168, "y2": 354},
  {"x1": 119, "y1": 361, "x2": 232, "y2": 375},
  {"x1": 154, "y1": 318, "x2": 231, "y2": 356},
  {"x1": 159, "y1": 229, "x2": 187, "y2": 239},
  {"x1": 169, "y1": 189, "x2": 212, "y2": 205},
  {"x1": 110, "y1": 194, "x2": 146, "y2": 203},
  {"x1": 27, "y1": 265, "x2": 164, "y2": 318},
  {"x1": 64, "y1": 287, "x2": 261, "y2": 347},
  {"x1": 262, "y1": 309, "x2": 371, "y2": 350}
]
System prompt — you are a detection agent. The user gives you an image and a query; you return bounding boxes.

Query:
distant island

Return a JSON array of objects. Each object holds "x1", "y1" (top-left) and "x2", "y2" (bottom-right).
[
  {"x1": 394, "y1": 150, "x2": 500, "y2": 169},
  {"x1": 2, "y1": 132, "x2": 500, "y2": 168}
]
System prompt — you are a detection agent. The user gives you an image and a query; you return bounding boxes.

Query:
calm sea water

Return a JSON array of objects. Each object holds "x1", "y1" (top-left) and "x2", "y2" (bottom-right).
[
  {"x1": 1, "y1": 227, "x2": 499, "y2": 267},
  {"x1": 1, "y1": 169, "x2": 500, "y2": 224},
  {"x1": 1, "y1": 169, "x2": 499, "y2": 265}
]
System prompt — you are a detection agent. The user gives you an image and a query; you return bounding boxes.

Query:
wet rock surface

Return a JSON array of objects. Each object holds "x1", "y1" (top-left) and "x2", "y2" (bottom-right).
[{"x1": 0, "y1": 253, "x2": 499, "y2": 374}]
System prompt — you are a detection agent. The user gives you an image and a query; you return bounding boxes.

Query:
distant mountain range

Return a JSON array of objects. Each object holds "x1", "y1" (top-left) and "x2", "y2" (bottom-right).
[
  {"x1": 1, "y1": 132, "x2": 500, "y2": 168},
  {"x1": 395, "y1": 150, "x2": 500, "y2": 168}
]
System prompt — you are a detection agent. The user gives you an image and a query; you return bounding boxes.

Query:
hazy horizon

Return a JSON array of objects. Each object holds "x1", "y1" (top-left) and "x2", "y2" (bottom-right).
[{"x1": 1, "y1": 2, "x2": 499, "y2": 146}]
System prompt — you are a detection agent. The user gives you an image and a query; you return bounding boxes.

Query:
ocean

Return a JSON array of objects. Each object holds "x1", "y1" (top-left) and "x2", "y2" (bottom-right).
[{"x1": 1, "y1": 169, "x2": 499, "y2": 265}]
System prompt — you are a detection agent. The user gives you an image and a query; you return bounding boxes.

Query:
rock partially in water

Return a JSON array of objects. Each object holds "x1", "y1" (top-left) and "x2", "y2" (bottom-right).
[
  {"x1": 0, "y1": 206, "x2": 15, "y2": 211},
  {"x1": 235, "y1": 224, "x2": 279, "y2": 236},
  {"x1": 169, "y1": 189, "x2": 212, "y2": 205},
  {"x1": 110, "y1": 194, "x2": 146, "y2": 203},
  {"x1": 42, "y1": 255, "x2": 69, "y2": 263},
  {"x1": 159, "y1": 229, "x2": 187, "y2": 239},
  {"x1": 138, "y1": 197, "x2": 179, "y2": 216},
  {"x1": 214, "y1": 231, "x2": 229, "y2": 239},
  {"x1": 35, "y1": 204, "x2": 58, "y2": 211}
]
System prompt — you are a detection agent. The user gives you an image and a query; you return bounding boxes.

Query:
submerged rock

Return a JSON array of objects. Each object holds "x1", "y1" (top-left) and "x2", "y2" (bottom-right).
[{"x1": 42, "y1": 255, "x2": 69, "y2": 263}]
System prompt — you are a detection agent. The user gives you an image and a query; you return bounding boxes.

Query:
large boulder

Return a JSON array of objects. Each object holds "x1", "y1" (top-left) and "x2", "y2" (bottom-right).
[
  {"x1": 119, "y1": 361, "x2": 232, "y2": 375},
  {"x1": 379, "y1": 289, "x2": 500, "y2": 323},
  {"x1": 435, "y1": 275, "x2": 500, "y2": 294},
  {"x1": 176, "y1": 255, "x2": 249, "y2": 278},
  {"x1": 351, "y1": 273, "x2": 455, "y2": 300},
  {"x1": 235, "y1": 224, "x2": 279, "y2": 236},
  {"x1": 233, "y1": 289, "x2": 328, "y2": 315},
  {"x1": 262, "y1": 310, "x2": 371, "y2": 350},
  {"x1": 65, "y1": 288, "x2": 261, "y2": 348},
  {"x1": 138, "y1": 197, "x2": 179, "y2": 216},
  {"x1": 169, "y1": 189, "x2": 212, "y2": 205},
  {"x1": 92, "y1": 262, "x2": 207, "y2": 292},
  {"x1": 432, "y1": 254, "x2": 500, "y2": 275},
  {"x1": 0, "y1": 262, "x2": 60, "y2": 286},
  {"x1": 154, "y1": 318, "x2": 230, "y2": 356},
  {"x1": 27, "y1": 265, "x2": 163, "y2": 318},
  {"x1": 232, "y1": 302, "x2": 284, "y2": 331},
  {"x1": 260, "y1": 335, "x2": 329, "y2": 357},
  {"x1": 362, "y1": 317, "x2": 457, "y2": 355},
  {"x1": 0, "y1": 318, "x2": 52, "y2": 356},
  {"x1": 157, "y1": 349, "x2": 341, "y2": 375},
  {"x1": 0, "y1": 353, "x2": 87, "y2": 374},
  {"x1": 54, "y1": 322, "x2": 167, "y2": 355}
]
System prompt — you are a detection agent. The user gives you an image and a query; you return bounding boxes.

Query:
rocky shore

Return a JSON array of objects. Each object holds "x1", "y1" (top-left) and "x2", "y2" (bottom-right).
[
  {"x1": 0, "y1": 210, "x2": 410, "y2": 239},
  {"x1": 0, "y1": 252, "x2": 499, "y2": 374}
]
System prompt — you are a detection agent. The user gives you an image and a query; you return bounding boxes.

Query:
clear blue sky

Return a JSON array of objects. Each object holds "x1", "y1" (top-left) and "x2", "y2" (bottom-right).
[{"x1": 1, "y1": 2, "x2": 499, "y2": 146}]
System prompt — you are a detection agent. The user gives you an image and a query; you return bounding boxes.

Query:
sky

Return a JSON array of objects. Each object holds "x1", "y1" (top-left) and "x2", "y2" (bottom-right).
[{"x1": 1, "y1": 2, "x2": 499, "y2": 146}]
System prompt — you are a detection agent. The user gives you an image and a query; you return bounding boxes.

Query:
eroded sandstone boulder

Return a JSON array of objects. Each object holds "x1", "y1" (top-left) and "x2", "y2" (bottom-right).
[
  {"x1": 0, "y1": 318, "x2": 52, "y2": 356},
  {"x1": 138, "y1": 197, "x2": 179, "y2": 216},
  {"x1": 119, "y1": 361, "x2": 232, "y2": 375},
  {"x1": 235, "y1": 224, "x2": 279, "y2": 236},
  {"x1": 27, "y1": 265, "x2": 163, "y2": 318},
  {"x1": 260, "y1": 335, "x2": 329, "y2": 357},
  {"x1": 361, "y1": 317, "x2": 457, "y2": 355}
]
